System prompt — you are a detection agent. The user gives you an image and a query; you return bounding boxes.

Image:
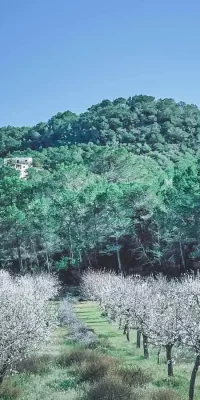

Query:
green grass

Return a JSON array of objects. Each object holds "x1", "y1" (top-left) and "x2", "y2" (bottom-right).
[
  {"x1": 1, "y1": 300, "x2": 200, "y2": 399},
  {"x1": 0, "y1": 327, "x2": 80, "y2": 400},
  {"x1": 74, "y1": 301, "x2": 200, "y2": 400}
]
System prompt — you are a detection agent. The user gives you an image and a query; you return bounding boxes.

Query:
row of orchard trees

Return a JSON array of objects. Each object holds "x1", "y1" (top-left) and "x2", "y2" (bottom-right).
[
  {"x1": 82, "y1": 271, "x2": 200, "y2": 400},
  {"x1": 0, "y1": 271, "x2": 59, "y2": 384}
]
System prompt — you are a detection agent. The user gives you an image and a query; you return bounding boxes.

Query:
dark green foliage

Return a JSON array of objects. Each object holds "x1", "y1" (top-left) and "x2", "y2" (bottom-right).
[
  {"x1": 1, "y1": 95, "x2": 200, "y2": 277},
  {"x1": 0, "y1": 126, "x2": 29, "y2": 157},
  {"x1": 1, "y1": 95, "x2": 200, "y2": 157}
]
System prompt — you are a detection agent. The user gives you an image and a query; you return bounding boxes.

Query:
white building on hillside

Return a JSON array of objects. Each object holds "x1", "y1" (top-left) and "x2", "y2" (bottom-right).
[{"x1": 4, "y1": 157, "x2": 32, "y2": 178}]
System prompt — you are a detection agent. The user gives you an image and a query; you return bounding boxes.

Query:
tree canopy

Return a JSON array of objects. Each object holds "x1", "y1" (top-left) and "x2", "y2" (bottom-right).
[
  {"x1": 1, "y1": 95, "x2": 200, "y2": 279},
  {"x1": 1, "y1": 95, "x2": 200, "y2": 158}
]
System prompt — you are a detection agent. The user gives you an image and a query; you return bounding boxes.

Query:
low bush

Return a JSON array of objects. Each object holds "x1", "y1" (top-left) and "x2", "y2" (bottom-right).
[
  {"x1": 117, "y1": 366, "x2": 152, "y2": 386},
  {"x1": 56, "y1": 348, "x2": 99, "y2": 368},
  {"x1": 77, "y1": 355, "x2": 118, "y2": 383},
  {"x1": 0, "y1": 379, "x2": 21, "y2": 399},
  {"x1": 80, "y1": 375, "x2": 134, "y2": 400},
  {"x1": 149, "y1": 388, "x2": 181, "y2": 400},
  {"x1": 14, "y1": 354, "x2": 52, "y2": 374}
]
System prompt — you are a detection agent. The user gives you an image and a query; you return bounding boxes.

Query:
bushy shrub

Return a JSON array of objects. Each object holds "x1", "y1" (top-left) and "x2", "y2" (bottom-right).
[
  {"x1": 80, "y1": 375, "x2": 134, "y2": 400},
  {"x1": 77, "y1": 355, "x2": 118, "y2": 383},
  {"x1": 149, "y1": 388, "x2": 181, "y2": 400},
  {"x1": 117, "y1": 366, "x2": 151, "y2": 386},
  {"x1": 0, "y1": 379, "x2": 21, "y2": 399},
  {"x1": 56, "y1": 348, "x2": 99, "y2": 368},
  {"x1": 14, "y1": 354, "x2": 52, "y2": 374}
]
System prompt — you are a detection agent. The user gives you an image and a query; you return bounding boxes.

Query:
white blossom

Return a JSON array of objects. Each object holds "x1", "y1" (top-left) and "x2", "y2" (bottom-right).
[{"x1": 0, "y1": 271, "x2": 59, "y2": 382}]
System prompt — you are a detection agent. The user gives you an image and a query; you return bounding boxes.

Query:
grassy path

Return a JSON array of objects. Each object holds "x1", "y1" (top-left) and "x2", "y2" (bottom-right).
[
  {"x1": 2, "y1": 299, "x2": 200, "y2": 400},
  {"x1": 74, "y1": 300, "x2": 200, "y2": 400},
  {"x1": 74, "y1": 301, "x2": 142, "y2": 364}
]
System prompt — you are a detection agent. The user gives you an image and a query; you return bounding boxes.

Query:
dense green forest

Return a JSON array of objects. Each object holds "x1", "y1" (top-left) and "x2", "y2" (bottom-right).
[{"x1": 1, "y1": 95, "x2": 200, "y2": 281}]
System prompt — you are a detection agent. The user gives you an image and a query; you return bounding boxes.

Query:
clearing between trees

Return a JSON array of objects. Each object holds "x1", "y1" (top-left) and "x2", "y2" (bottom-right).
[{"x1": 1, "y1": 297, "x2": 200, "y2": 400}]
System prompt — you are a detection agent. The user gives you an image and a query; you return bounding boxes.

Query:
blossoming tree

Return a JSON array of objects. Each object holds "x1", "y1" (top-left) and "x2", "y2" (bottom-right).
[{"x1": 0, "y1": 271, "x2": 59, "y2": 384}]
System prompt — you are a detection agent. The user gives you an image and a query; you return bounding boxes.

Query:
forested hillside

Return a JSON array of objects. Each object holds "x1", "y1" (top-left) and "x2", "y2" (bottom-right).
[
  {"x1": 2, "y1": 95, "x2": 200, "y2": 157},
  {"x1": 1, "y1": 95, "x2": 200, "y2": 281}
]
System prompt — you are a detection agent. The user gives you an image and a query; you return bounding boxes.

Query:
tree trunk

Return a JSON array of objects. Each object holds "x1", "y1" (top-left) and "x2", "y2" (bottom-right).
[
  {"x1": 16, "y1": 241, "x2": 23, "y2": 272},
  {"x1": 126, "y1": 325, "x2": 130, "y2": 342},
  {"x1": 166, "y1": 344, "x2": 173, "y2": 377},
  {"x1": 179, "y1": 238, "x2": 186, "y2": 272},
  {"x1": 189, "y1": 354, "x2": 200, "y2": 400},
  {"x1": 0, "y1": 363, "x2": 8, "y2": 385},
  {"x1": 157, "y1": 347, "x2": 161, "y2": 365},
  {"x1": 116, "y1": 237, "x2": 122, "y2": 274},
  {"x1": 143, "y1": 334, "x2": 149, "y2": 359},
  {"x1": 68, "y1": 226, "x2": 74, "y2": 262},
  {"x1": 123, "y1": 324, "x2": 126, "y2": 335},
  {"x1": 137, "y1": 330, "x2": 141, "y2": 348},
  {"x1": 123, "y1": 323, "x2": 130, "y2": 342},
  {"x1": 45, "y1": 250, "x2": 50, "y2": 273}
]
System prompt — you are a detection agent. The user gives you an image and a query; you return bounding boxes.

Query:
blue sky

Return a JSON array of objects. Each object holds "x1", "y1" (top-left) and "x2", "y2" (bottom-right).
[{"x1": 1, "y1": 0, "x2": 200, "y2": 126}]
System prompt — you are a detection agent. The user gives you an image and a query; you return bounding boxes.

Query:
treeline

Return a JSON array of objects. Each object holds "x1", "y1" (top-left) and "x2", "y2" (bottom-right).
[
  {"x1": 0, "y1": 142, "x2": 200, "y2": 279},
  {"x1": 1, "y1": 95, "x2": 200, "y2": 278},
  {"x1": 2, "y1": 95, "x2": 200, "y2": 158}
]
